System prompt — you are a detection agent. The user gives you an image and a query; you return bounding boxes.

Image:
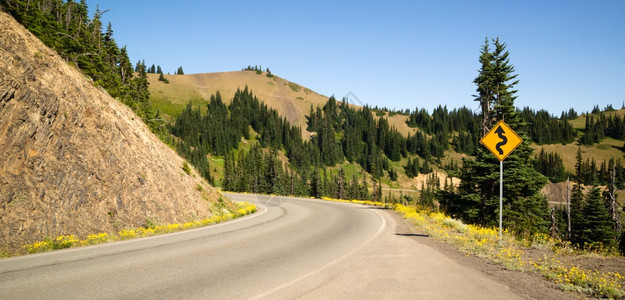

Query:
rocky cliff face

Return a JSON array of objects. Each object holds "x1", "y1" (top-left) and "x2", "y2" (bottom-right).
[{"x1": 0, "y1": 11, "x2": 221, "y2": 252}]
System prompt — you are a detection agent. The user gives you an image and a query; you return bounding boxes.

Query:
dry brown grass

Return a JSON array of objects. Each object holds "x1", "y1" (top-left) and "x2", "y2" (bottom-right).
[
  {"x1": 532, "y1": 137, "x2": 624, "y2": 172},
  {"x1": 569, "y1": 109, "x2": 625, "y2": 129},
  {"x1": 387, "y1": 113, "x2": 418, "y2": 137},
  {"x1": 148, "y1": 71, "x2": 329, "y2": 132}
]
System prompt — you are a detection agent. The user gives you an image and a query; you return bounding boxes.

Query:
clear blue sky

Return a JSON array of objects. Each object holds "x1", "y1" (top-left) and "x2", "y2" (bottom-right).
[{"x1": 91, "y1": 0, "x2": 624, "y2": 115}]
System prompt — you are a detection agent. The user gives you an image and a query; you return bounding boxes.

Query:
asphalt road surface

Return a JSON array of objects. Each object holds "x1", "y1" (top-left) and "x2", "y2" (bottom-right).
[{"x1": 0, "y1": 193, "x2": 521, "y2": 299}]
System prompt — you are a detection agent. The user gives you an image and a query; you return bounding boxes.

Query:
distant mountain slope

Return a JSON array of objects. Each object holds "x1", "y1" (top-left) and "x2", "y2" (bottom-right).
[
  {"x1": 149, "y1": 71, "x2": 328, "y2": 131},
  {"x1": 148, "y1": 71, "x2": 418, "y2": 137},
  {"x1": 146, "y1": 52, "x2": 624, "y2": 206},
  {"x1": 0, "y1": 11, "x2": 220, "y2": 252}
]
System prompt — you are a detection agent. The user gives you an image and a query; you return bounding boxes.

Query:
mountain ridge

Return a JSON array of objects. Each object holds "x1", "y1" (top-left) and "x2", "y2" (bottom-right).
[
  {"x1": 148, "y1": 70, "x2": 419, "y2": 138},
  {"x1": 149, "y1": 71, "x2": 327, "y2": 131}
]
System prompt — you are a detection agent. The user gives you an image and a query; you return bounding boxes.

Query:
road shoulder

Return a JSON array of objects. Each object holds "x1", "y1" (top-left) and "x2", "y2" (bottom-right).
[
  {"x1": 269, "y1": 207, "x2": 528, "y2": 299},
  {"x1": 391, "y1": 210, "x2": 579, "y2": 299}
]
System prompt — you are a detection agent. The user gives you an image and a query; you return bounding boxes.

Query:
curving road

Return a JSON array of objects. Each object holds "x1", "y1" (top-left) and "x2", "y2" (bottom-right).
[{"x1": 0, "y1": 193, "x2": 521, "y2": 299}]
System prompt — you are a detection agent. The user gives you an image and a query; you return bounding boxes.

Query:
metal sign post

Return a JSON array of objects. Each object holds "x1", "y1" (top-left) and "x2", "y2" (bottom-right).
[
  {"x1": 500, "y1": 161, "x2": 503, "y2": 242},
  {"x1": 480, "y1": 120, "x2": 523, "y2": 244}
]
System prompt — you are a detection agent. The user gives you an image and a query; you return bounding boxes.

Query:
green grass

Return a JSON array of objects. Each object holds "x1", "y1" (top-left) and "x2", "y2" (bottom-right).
[
  {"x1": 335, "y1": 162, "x2": 364, "y2": 180},
  {"x1": 288, "y1": 82, "x2": 300, "y2": 92},
  {"x1": 151, "y1": 96, "x2": 210, "y2": 119},
  {"x1": 208, "y1": 156, "x2": 225, "y2": 187},
  {"x1": 182, "y1": 162, "x2": 191, "y2": 175}
]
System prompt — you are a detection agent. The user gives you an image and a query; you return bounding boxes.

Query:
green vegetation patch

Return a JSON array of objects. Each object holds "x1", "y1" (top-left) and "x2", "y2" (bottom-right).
[
  {"x1": 288, "y1": 82, "x2": 300, "y2": 92},
  {"x1": 182, "y1": 162, "x2": 191, "y2": 175},
  {"x1": 150, "y1": 97, "x2": 209, "y2": 119}
]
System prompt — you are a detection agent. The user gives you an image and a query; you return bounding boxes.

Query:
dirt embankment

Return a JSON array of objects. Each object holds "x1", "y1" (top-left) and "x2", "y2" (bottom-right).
[{"x1": 0, "y1": 11, "x2": 221, "y2": 252}]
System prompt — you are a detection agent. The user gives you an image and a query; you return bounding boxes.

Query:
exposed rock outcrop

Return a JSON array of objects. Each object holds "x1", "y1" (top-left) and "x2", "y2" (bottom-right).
[{"x1": 0, "y1": 11, "x2": 220, "y2": 252}]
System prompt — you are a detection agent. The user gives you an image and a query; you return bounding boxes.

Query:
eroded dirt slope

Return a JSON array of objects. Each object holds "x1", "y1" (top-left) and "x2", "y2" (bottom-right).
[{"x1": 0, "y1": 11, "x2": 220, "y2": 252}]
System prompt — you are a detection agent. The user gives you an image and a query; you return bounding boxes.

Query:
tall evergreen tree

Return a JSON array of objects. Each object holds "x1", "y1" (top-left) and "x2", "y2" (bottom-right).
[
  {"x1": 336, "y1": 168, "x2": 346, "y2": 199},
  {"x1": 569, "y1": 147, "x2": 619, "y2": 248},
  {"x1": 474, "y1": 38, "x2": 494, "y2": 136},
  {"x1": 569, "y1": 184, "x2": 587, "y2": 245},
  {"x1": 118, "y1": 46, "x2": 133, "y2": 85},
  {"x1": 158, "y1": 72, "x2": 169, "y2": 83},
  {"x1": 583, "y1": 187, "x2": 617, "y2": 247},
  {"x1": 310, "y1": 168, "x2": 324, "y2": 198},
  {"x1": 451, "y1": 38, "x2": 549, "y2": 237}
]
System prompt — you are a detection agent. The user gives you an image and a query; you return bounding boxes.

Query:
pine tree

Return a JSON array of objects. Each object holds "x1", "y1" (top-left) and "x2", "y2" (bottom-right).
[
  {"x1": 474, "y1": 38, "x2": 494, "y2": 136},
  {"x1": 405, "y1": 157, "x2": 414, "y2": 178},
  {"x1": 158, "y1": 72, "x2": 169, "y2": 83},
  {"x1": 337, "y1": 168, "x2": 346, "y2": 199},
  {"x1": 119, "y1": 46, "x2": 133, "y2": 85},
  {"x1": 310, "y1": 168, "x2": 324, "y2": 198},
  {"x1": 318, "y1": 114, "x2": 343, "y2": 166},
  {"x1": 583, "y1": 187, "x2": 617, "y2": 247},
  {"x1": 453, "y1": 38, "x2": 549, "y2": 237},
  {"x1": 420, "y1": 159, "x2": 432, "y2": 174},
  {"x1": 570, "y1": 146, "x2": 588, "y2": 245},
  {"x1": 389, "y1": 167, "x2": 398, "y2": 181},
  {"x1": 176, "y1": 66, "x2": 184, "y2": 75}
]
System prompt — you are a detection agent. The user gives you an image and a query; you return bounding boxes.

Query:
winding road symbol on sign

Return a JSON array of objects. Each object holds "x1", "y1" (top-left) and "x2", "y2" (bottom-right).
[
  {"x1": 480, "y1": 120, "x2": 522, "y2": 161},
  {"x1": 494, "y1": 126, "x2": 508, "y2": 155}
]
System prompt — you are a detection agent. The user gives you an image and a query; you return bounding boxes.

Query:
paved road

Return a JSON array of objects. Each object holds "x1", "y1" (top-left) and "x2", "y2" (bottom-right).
[{"x1": 0, "y1": 193, "x2": 521, "y2": 299}]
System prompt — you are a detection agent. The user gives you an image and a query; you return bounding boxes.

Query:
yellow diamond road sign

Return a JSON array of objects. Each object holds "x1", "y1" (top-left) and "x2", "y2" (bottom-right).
[{"x1": 480, "y1": 120, "x2": 523, "y2": 161}]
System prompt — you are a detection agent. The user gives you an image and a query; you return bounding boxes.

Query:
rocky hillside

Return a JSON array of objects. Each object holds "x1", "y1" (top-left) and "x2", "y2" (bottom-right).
[{"x1": 0, "y1": 11, "x2": 221, "y2": 252}]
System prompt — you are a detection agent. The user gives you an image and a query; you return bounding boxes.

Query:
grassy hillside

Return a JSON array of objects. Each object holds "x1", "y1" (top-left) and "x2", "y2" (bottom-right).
[
  {"x1": 532, "y1": 137, "x2": 624, "y2": 172},
  {"x1": 148, "y1": 71, "x2": 329, "y2": 132},
  {"x1": 569, "y1": 109, "x2": 625, "y2": 129},
  {"x1": 385, "y1": 112, "x2": 419, "y2": 137},
  {"x1": 148, "y1": 69, "x2": 625, "y2": 192},
  {"x1": 148, "y1": 71, "x2": 421, "y2": 137},
  {"x1": 534, "y1": 109, "x2": 625, "y2": 173}
]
